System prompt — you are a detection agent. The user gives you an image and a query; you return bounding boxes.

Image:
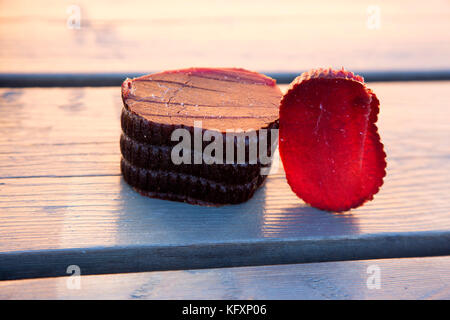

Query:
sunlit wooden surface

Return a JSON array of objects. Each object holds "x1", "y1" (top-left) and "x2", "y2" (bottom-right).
[
  {"x1": 1, "y1": 256, "x2": 449, "y2": 299},
  {"x1": 1, "y1": 0, "x2": 449, "y2": 300},
  {"x1": 0, "y1": 82, "x2": 449, "y2": 281}
]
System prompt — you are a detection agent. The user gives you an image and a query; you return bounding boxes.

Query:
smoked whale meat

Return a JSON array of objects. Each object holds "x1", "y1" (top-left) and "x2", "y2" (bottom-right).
[{"x1": 120, "y1": 68, "x2": 282, "y2": 205}]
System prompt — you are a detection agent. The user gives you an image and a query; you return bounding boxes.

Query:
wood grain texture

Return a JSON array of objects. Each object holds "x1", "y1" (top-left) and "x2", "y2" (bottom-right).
[
  {"x1": 0, "y1": 82, "x2": 449, "y2": 279},
  {"x1": 1, "y1": 256, "x2": 449, "y2": 299},
  {"x1": 0, "y1": 1, "x2": 449, "y2": 73}
]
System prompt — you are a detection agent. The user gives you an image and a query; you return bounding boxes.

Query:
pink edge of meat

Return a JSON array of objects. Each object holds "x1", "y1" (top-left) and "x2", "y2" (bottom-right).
[
  {"x1": 128, "y1": 67, "x2": 277, "y2": 87},
  {"x1": 121, "y1": 78, "x2": 133, "y2": 104},
  {"x1": 293, "y1": 67, "x2": 365, "y2": 86}
]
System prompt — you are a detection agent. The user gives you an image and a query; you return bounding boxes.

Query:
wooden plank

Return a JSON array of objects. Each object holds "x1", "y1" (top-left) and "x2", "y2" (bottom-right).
[
  {"x1": 1, "y1": 232, "x2": 449, "y2": 281},
  {"x1": 0, "y1": 82, "x2": 449, "y2": 280},
  {"x1": 1, "y1": 256, "x2": 449, "y2": 299},
  {"x1": 0, "y1": 1, "x2": 449, "y2": 74}
]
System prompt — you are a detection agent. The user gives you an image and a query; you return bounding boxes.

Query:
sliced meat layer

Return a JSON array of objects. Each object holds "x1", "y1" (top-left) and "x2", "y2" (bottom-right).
[{"x1": 279, "y1": 68, "x2": 386, "y2": 212}]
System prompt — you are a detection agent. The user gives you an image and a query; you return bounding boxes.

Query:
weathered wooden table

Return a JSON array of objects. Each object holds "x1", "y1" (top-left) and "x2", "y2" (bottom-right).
[
  {"x1": 1, "y1": 0, "x2": 450, "y2": 299},
  {"x1": 0, "y1": 81, "x2": 449, "y2": 299}
]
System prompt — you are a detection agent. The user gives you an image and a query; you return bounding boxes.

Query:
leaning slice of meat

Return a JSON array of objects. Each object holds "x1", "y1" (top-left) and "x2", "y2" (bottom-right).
[{"x1": 279, "y1": 68, "x2": 386, "y2": 211}]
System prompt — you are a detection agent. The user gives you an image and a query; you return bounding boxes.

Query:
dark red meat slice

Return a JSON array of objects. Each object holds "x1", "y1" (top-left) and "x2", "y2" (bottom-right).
[{"x1": 279, "y1": 68, "x2": 386, "y2": 212}]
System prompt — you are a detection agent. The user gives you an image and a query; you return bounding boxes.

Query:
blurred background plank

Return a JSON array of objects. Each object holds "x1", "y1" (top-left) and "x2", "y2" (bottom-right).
[
  {"x1": 2, "y1": 70, "x2": 450, "y2": 87},
  {"x1": 1, "y1": 256, "x2": 449, "y2": 299},
  {"x1": 1, "y1": 0, "x2": 449, "y2": 74}
]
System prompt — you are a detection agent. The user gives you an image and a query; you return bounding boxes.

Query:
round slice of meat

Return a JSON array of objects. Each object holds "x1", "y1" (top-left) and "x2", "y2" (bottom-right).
[
  {"x1": 279, "y1": 68, "x2": 386, "y2": 212},
  {"x1": 121, "y1": 67, "x2": 281, "y2": 144},
  {"x1": 120, "y1": 67, "x2": 281, "y2": 205}
]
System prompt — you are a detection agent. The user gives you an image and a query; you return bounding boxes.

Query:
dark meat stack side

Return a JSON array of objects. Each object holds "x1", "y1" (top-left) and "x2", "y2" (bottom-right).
[{"x1": 120, "y1": 68, "x2": 282, "y2": 205}]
